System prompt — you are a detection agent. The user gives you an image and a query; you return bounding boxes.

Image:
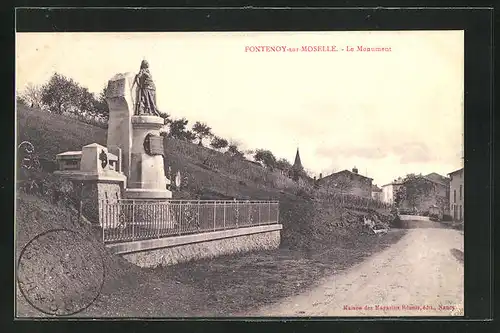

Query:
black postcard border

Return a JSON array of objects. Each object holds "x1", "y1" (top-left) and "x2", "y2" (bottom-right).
[{"x1": 9, "y1": 6, "x2": 495, "y2": 332}]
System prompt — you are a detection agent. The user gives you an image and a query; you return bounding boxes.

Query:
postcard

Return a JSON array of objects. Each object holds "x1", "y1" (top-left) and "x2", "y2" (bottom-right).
[{"x1": 15, "y1": 30, "x2": 464, "y2": 318}]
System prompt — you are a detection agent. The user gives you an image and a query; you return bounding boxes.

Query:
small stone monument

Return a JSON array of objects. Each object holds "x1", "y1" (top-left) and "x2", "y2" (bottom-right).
[
  {"x1": 55, "y1": 143, "x2": 126, "y2": 227},
  {"x1": 105, "y1": 60, "x2": 171, "y2": 199},
  {"x1": 175, "y1": 170, "x2": 181, "y2": 189}
]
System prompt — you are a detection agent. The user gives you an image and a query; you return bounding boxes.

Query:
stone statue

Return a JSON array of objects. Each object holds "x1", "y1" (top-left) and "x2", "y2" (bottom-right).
[{"x1": 134, "y1": 60, "x2": 160, "y2": 116}]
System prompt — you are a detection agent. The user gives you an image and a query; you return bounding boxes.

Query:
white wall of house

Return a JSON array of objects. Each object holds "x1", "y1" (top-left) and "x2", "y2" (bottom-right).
[
  {"x1": 382, "y1": 184, "x2": 394, "y2": 204},
  {"x1": 381, "y1": 183, "x2": 403, "y2": 204},
  {"x1": 449, "y1": 168, "x2": 464, "y2": 221}
]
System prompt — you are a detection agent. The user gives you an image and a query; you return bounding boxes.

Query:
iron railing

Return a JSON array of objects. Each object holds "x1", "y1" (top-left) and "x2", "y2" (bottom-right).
[{"x1": 100, "y1": 199, "x2": 279, "y2": 243}]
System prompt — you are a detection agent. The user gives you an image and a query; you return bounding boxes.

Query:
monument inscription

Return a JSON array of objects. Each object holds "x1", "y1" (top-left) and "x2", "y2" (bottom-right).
[
  {"x1": 106, "y1": 79, "x2": 126, "y2": 99},
  {"x1": 144, "y1": 133, "x2": 164, "y2": 156}
]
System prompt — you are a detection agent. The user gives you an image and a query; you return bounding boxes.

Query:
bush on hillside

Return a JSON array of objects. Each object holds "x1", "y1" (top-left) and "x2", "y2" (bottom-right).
[
  {"x1": 17, "y1": 168, "x2": 77, "y2": 208},
  {"x1": 210, "y1": 136, "x2": 229, "y2": 151},
  {"x1": 442, "y1": 214, "x2": 453, "y2": 222},
  {"x1": 254, "y1": 149, "x2": 277, "y2": 171},
  {"x1": 275, "y1": 158, "x2": 293, "y2": 177},
  {"x1": 18, "y1": 83, "x2": 43, "y2": 109},
  {"x1": 192, "y1": 121, "x2": 212, "y2": 146}
]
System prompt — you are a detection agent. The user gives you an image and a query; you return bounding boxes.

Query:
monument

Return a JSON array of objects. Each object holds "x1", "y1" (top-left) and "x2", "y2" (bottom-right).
[
  {"x1": 106, "y1": 60, "x2": 172, "y2": 199},
  {"x1": 54, "y1": 60, "x2": 172, "y2": 227},
  {"x1": 54, "y1": 143, "x2": 126, "y2": 227}
]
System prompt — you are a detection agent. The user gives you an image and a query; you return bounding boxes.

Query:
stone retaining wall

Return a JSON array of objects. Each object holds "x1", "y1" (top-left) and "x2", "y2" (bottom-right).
[
  {"x1": 399, "y1": 215, "x2": 431, "y2": 221},
  {"x1": 108, "y1": 224, "x2": 282, "y2": 268},
  {"x1": 398, "y1": 220, "x2": 447, "y2": 229}
]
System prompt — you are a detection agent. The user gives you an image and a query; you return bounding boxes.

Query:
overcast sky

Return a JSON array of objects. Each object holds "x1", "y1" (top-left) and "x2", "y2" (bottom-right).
[{"x1": 16, "y1": 31, "x2": 464, "y2": 186}]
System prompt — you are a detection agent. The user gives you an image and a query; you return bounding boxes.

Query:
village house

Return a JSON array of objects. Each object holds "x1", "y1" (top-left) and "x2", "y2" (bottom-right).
[
  {"x1": 399, "y1": 173, "x2": 450, "y2": 217},
  {"x1": 316, "y1": 166, "x2": 373, "y2": 199},
  {"x1": 381, "y1": 178, "x2": 404, "y2": 204},
  {"x1": 371, "y1": 184, "x2": 383, "y2": 201},
  {"x1": 448, "y1": 167, "x2": 464, "y2": 221}
]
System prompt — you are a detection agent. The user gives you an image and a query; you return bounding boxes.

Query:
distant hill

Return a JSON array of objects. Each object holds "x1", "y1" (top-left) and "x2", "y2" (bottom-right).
[{"x1": 17, "y1": 104, "x2": 299, "y2": 200}]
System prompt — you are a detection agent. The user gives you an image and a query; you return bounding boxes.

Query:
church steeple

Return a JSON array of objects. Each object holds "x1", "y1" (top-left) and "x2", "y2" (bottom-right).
[{"x1": 293, "y1": 147, "x2": 303, "y2": 171}]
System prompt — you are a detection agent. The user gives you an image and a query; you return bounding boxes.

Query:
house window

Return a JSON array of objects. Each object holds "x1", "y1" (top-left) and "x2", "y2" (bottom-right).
[
  {"x1": 454, "y1": 189, "x2": 456, "y2": 203},
  {"x1": 459, "y1": 185, "x2": 462, "y2": 200},
  {"x1": 459, "y1": 205, "x2": 462, "y2": 220}
]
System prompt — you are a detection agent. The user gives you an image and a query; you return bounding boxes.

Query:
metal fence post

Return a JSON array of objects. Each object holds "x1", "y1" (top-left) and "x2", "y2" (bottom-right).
[
  {"x1": 132, "y1": 200, "x2": 135, "y2": 240},
  {"x1": 258, "y1": 203, "x2": 261, "y2": 225},
  {"x1": 268, "y1": 201, "x2": 271, "y2": 224},
  {"x1": 213, "y1": 201, "x2": 217, "y2": 231},
  {"x1": 178, "y1": 203, "x2": 182, "y2": 235},
  {"x1": 78, "y1": 181, "x2": 84, "y2": 226},
  {"x1": 101, "y1": 200, "x2": 105, "y2": 243},
  {"x1": 223, "y1": 201, "x2": 226, "y2": 229},
  {"x1": 248, "y1": 202, "x2": 250, "y2": 226},
  {"x1": 276, "y1": 203, "x2": 279, "y2": 224}
]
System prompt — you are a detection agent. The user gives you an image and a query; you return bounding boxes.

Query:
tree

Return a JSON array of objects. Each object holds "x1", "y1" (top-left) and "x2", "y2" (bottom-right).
[
  {"x1": 192, "y1": 121, "x2": 212, "y2": 146},
  {"x1": 210, "y1": 136, "x2": 229, "y2": 150},
  {"x1": 226, "y1": 143, "x2": 244, "y2": 159},
  {"x1": 41, "y1": 73, "x2": 80, "y2": 115},
  {"x1": 19, "y1": 83, "x2": 43, "y2": 109},
  {"x1": 159, "y1": 112, "x2": 171, "y2": 124},
  {"x1": 254, "y1": 149, "x2": 277, "y2": 171},
  {"x1": 168, "y1": 118, "x2": 189, "y2": 139},
  {"x1": 244, "y1": 149, "x2": 255, "y2": 157},
  {"x1": 76, "y1": 87, "x2": 97, "y2": 116},
  {"x1": 276, "y1": 158, "x2": 293, "y2": 176},
  {"x1": 93, "y1": 85, "x2": 109, "y2": 119},
  {"x1": 394, "y1": 185, "x2": 406, "y2": 207},
  {"x1": 184, "y1": 130, "x2": 197, "y2": 142},
  {"x1": 394, "y1": 173, "x2": 435, "y2": 209},
  {"x1": 16, "y1": 94, "x2": 26, "y2": 107}
]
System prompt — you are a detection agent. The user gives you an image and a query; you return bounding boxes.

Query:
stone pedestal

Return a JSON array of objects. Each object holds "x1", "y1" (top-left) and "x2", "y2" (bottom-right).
[
  {"x1": 126, "y1": 115, "x2": 171, "y2": 199},
  {"x1": 105, "y1": 73, "x2": 171, "y2": 200}
]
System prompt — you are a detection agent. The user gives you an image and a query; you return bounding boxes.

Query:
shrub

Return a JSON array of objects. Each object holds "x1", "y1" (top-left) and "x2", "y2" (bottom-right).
[
  {"x1": 442, "y1": 214, "x2": 453, "y2": 221},
  {"x1": 391, "y1": 215, "x2": 402, "y2": 227}
]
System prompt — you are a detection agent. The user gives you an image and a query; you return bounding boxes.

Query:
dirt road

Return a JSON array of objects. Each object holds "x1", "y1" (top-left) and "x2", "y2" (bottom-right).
[{"x1": 247, "y1": 228, "x2": 464, "y2": 317}]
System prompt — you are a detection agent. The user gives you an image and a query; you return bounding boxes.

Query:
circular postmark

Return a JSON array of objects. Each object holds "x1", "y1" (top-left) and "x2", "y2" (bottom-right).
[{"x1": 16, "y1": 228, "x2": 105, "y2": 316}]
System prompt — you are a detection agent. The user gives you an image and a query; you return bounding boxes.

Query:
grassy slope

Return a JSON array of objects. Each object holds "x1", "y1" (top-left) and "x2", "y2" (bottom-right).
[
  {"x1": 17, "y1": 103, "x2": 291, "y2": 199},
  {"x1": 17, "y1": 104, "x2": 108, "y2": 160},
  {"x1": 15, "y1": 194, "x2": 213, "y2": 317},
  {"x1": 17, "y1": 104, "x2": 312, "y2": 248}
]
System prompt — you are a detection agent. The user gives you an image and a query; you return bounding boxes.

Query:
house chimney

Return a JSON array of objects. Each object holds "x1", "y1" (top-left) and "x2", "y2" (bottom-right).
[{"x1": 352, "y1": 166, "x2": 358, "y2": 174}]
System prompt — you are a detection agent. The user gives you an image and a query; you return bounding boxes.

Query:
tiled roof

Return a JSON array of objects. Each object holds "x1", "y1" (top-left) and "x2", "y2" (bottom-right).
[
  {"x1": 447, "y1": 167, "x2": 464, "y2": 176},
  {"x1": 318, "y1": 169, "x2": 373, "y2": 182}
]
